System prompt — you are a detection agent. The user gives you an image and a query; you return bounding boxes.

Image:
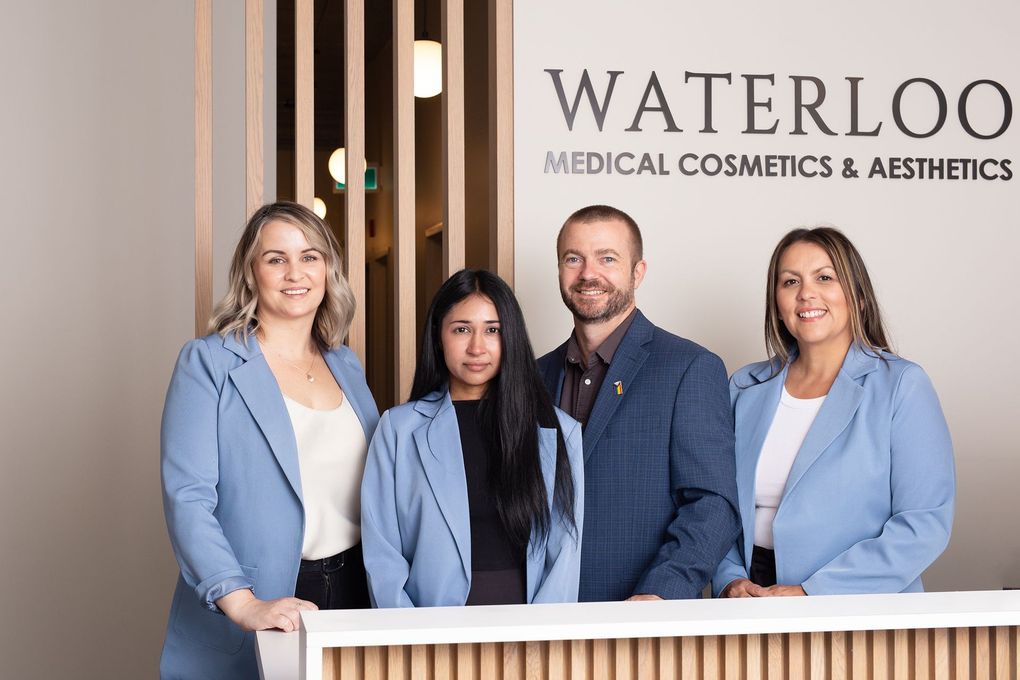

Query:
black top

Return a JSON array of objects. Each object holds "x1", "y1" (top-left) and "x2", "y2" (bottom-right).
[{"x1": 452, "y1": 399, "x2": 526, "y2": 605}]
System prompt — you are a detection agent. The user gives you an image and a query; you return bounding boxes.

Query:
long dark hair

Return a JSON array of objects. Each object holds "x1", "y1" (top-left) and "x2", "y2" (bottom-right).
[{"x1": 411, "y1": 269, "x2": 577, "y2": 553}]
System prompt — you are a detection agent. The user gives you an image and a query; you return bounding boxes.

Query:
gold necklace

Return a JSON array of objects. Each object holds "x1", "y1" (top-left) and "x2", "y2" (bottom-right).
[{"x1": 261, "y1": 341, "x2": 318, "y2": 383}]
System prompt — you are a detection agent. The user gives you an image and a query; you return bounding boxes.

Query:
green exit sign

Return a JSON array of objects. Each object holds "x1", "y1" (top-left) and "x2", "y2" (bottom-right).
[{"x1": 334, "y1": 166, "x2": 378, "y2": 193}]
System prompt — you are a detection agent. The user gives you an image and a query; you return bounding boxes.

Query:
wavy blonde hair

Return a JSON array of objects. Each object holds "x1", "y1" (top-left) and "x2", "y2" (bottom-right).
[
  {"x1": 764, "y1": 226, "x2": 891, "y2": 372},
  {"x1": 209, "y1": 201, "x2": 356, "y2": 348}
]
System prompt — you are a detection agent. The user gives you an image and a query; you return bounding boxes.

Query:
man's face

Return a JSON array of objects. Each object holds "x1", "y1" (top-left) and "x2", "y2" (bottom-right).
[{"x1": 557, "y1": 218, "x2": 646, "y2": 325}]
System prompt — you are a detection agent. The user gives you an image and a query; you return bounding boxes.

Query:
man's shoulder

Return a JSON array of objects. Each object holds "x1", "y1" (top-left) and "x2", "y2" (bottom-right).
[{"x1": 641, "y1": 319, "x2": 723, "y2": 367}]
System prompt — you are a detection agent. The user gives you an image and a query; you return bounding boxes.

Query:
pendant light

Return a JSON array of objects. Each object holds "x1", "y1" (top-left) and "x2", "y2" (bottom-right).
[{"x1": 413, "y1": 0, "x2": 442, "y2": 98}]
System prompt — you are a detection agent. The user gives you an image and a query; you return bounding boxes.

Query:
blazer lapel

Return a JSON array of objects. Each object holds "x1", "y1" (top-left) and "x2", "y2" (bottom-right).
[
  {"x1": 733, "y1": 365, "x2": 786, "y2": 561},
  {"x1": 580, "y1": 312, "x2": 652, "y2": 463},
  {"x1": 526, "y1": 427, "x2": 558, "y2": 600},
  {"x1": 224, "y1": 335, "x2": 303, "y2": 503},
  {"x1": 781, "y1": 346, "x2": 877, "y2": 499},
  {"x1": 322, "y1": 349, "x2": 373, "y2": 440},
  {"x1": 412, "y1": 394, "x2": 472, "y2": 583}
]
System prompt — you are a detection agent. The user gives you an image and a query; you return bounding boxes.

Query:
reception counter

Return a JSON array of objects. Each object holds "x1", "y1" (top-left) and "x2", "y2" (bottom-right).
[{"x1": 257, "y1": 590, "x2": 1020, "y2": 680}]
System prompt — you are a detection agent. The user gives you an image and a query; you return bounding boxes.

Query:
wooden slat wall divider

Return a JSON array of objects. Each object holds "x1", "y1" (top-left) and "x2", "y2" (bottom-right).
[
  {"x1": 488, "y1": 0, "x2": 514, "y2": 285},
  {"x1": 344, "y1": 0, "x2": 366, "y2": 364},
  {"x1": 194, "y1": 0, "x2": 213, "y2": 337},
  {"x1": 392, "y1": 0, "x2": 416, "y2": 402},
  {"x1": 294, "y1": 0, "x2": 314, "y2": 208},
  {"x1": 441, "y1": 0, "x2": 465, "y2": 279},
  {"x1": 245, "y1": 0, "x2": 264, "y2": 218},
  {"x1": 315, "y1": 626, "x2": 1020, "y2": 680}
]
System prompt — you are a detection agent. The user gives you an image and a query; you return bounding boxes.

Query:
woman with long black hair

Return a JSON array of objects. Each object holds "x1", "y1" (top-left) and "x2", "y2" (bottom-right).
[{"x1": 361, "y1": 269, "x2": 584, "y2": 607}]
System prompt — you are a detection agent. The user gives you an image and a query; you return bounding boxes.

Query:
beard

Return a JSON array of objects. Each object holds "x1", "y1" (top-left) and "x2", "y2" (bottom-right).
[{"x1": 560, "y1": 277, "x2": 635, "y2": 324}]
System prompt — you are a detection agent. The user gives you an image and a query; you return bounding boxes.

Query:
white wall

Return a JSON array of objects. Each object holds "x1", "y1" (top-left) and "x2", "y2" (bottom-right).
[
  {"x1": 0, "y1": 1, "x2": 193, "y2": 676},
  {"x1": 514, "y1": 0, "x2": 1020, "y2": 590}
]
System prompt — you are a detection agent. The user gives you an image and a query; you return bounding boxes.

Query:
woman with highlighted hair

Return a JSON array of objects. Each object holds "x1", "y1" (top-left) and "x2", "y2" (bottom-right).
[
  {"x1": 361, "y1": 269, "x2": 584, "y2": 607},
  {"x1": 715, "y1": 227, "x2": 955, "y2": 598},
  {"x1": 160, "y1": 202, "x2": 379, "y2": 679}
]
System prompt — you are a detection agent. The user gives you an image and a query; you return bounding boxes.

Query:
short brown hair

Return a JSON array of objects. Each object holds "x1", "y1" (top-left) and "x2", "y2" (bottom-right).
[
  {"x1": 764, "y1": 226, "x2": 891, "y2": 370},
  {"x1": 557, "y1": 204, "x2": 643, "y2": 266},
  {"x1": 209, "y1": 201, "x2": 356, "y2": 348}
]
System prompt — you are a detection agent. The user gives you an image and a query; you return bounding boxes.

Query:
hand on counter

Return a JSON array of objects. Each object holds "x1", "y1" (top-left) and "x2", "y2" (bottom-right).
[
  {"x1": 760, "y1": 585, "x2": 806, "y2": 597},
  {"x1": 720, "y1": 578, "x2": 767, "y2": 598},
  {"x1": 627, "y1": 594, "x2": 664, "y2": 601},
  {"x1": 217, "y1": 589, "x2": 319, "y2": 632}
]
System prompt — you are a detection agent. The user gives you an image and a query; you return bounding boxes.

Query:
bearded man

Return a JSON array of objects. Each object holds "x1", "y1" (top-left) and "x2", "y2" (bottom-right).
[{"x1": 537, "y1": 205, "x2": 740, "y2": 602}]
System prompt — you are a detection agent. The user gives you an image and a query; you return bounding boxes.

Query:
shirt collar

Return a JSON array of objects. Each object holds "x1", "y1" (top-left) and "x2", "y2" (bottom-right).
[{"x1": 564, "y1": 307, "x2": 638, "y2": 368}]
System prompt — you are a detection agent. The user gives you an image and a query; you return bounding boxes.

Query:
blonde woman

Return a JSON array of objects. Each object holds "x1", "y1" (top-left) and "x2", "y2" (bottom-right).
[{"x1": 160, "y1": 202, "x2": 379, "y2": 679}]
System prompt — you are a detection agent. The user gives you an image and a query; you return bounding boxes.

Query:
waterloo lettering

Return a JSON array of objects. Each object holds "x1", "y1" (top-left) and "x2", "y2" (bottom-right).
[{"x1": 541, "y1": 69, "x2": 1014, "y2": 182}]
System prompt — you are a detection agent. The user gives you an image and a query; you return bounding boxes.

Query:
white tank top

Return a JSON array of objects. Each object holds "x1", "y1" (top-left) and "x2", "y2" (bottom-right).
[
  {"x1": 753, "y1": 386, "x2": 826, "y2": 549},
  {"x1": 283, "y1": 394, "x2": 368, "y2": 560}
]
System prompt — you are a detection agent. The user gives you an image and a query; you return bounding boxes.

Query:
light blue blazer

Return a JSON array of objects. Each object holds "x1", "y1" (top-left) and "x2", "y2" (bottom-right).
[
  {"x1": 712, "y1": 344, "x2": 955, "y2": 597},
  {"x1": 361, "y1": 389, "x2": 584, "y2": 607},
  {"x1": 159, "y1": 333, "x2": 379, "y2": 680}
]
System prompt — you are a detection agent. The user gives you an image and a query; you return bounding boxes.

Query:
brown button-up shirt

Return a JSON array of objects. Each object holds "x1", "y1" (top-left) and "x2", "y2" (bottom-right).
[{"x1": 559, "y1": 308, "x2": 637, "y2": 428}]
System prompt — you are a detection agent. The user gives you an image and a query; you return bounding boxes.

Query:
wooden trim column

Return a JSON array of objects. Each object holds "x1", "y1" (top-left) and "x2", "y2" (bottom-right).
[
  {"x1": 393, "y1": 0, "x2": 416, "y2": 401},
  {"x1": 345, "y1": 0, "x2": 366, "y2": 363},
  {"x1": 245, "y1": 0, "x2": 264, "y2": 218},
  {"x1": 441, "y1": 0, "x2": 465, "y2": 278},
  {"x1": 195, "y1": 0, "x2": 213, "y2": 336},
  {"x1": 294, "y1": 0, "x2": 314, "y2": 208},
  {"x1": 488, "y1": 0, "x2": 513, "y2": 285}
]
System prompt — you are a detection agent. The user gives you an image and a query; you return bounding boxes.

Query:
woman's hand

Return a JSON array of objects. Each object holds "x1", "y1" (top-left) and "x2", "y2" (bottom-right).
[
  {"x1": 216, "y1": 589, "x2": 319, "y2": 632},
  {"x1": 760, "y1": 584, "x2": 806, "y2": 597},
  {"x1": 720, "y1": 578, "x2": 767, "y2": 598}
]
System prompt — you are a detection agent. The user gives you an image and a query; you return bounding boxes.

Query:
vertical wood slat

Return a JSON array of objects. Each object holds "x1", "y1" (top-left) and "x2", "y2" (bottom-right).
[
  {"x1": 481, "y1": 643, "x2": 500, "y2": 680},
  {"x1": 853, "y1": 630, "x2": 869, "y2": 680},
  {"x1": 893, "y1": 629, "x2": 909, "y2": 679},
  {"x1": 294, "y1": 0, "x2": 314, "y2": 207},
  {"x1": 704, "y1": 636, "x2": 721, "y2": 680},
  {"x1": 831, "y1": 631, "x2": 847, "y2": 680},
  {"x1": 441, "y1": 0, "x2": 465, "y2": 278},
  {"x1": 344, "y1": 0, "x2": 366, "y2": 364},
  {"x1": 993, "y1": 627, "x2": 1009, "y2": 680},
  {"x1": 592, "y1": 639, "x2": 610, "y2": 679},
  {"x1": 364, "y1": 645, "x2": 386, "y2": 679},
  {"x1": 245, "y1": 0, "x2": 263, "y2": 217},
  {"x1": 569, "y1": 640, "x2": 588, "y2": 680},
  {"x1": 410, "y1": 644, "x2": 428, "y2": 680},
  {"x1": 525, "y1": 641, "x2": 544, "y2": 680},
  {"x1": 487, "y1": 0, "x2": 513, "y2": 284},
  {"x1": 680, "y1": 636, "x2": 699, "y2": 680},
  {"x1": 767, "y1": 633, "x2": 784, "y2": 680},
  {"x1": 955, "y1": 629, "x2": 971, "y2": 680},
  {"x1": 194, "y1": 0, "x2": 213, "y2": 336},
  {"x1": 915, "y1": 629, "x2": 931, "y2": 680},
  {"x1": 615, "y1": 638, "x2": 634, "y2": 680},
  {"x1": 789, "y1": 633, "x2": 806, "y2": 679},
  {"x1": 810, "y1": 632, "x2": 827, "y2": 680},
  {"x1": 873, "y1": 630, "x2": 890, "y2": 680},
  {"x1": 724, "y1": 635, "x2": 741, "y2": 680},
  {"x1": 504, "y1": 641, "x2": 523, "y2": 679},
  {"x1": 658, "y1": 637, "x2": 676, "y2": 679},
  {"x1": 933, "y1": 628, "x2": 950, "y2": 680},
  {"x1": 393, "y1": 0, "x2": 415, "y2": 402},
  {"x1": 549, "y1": 640, "x2": 567, "y2": 680},
  {"x1": 974, "y1": 627, "x2": 990, "y2": 680}
]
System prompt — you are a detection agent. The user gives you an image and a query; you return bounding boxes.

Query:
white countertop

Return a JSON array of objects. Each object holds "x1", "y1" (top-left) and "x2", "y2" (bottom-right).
[{"x1": 256, "y1": 590, "x2": 1020, "y2": 680}]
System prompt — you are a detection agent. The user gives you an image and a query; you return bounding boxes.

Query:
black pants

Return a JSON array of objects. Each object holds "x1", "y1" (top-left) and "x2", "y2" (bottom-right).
[
  {"x1": 749, "y1": 545, "x2": 778, "y2": 587},
  {"x1": 294, "y1": 543, "x2": 371, "y2": 610}
]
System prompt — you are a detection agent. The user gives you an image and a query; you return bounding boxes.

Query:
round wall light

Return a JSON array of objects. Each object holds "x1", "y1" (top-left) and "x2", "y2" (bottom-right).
[
  {"x1": 312, "y1": 197, "x2": 327, "y2": 220},
  {"x1": 413, "y1": 40, "x2": 442, "y2": 98}
]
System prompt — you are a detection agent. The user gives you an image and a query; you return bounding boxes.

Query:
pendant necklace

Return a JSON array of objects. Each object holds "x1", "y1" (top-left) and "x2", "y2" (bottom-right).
[{"x1": 263, "y1": 341, "x2": 318, "y2": 383}]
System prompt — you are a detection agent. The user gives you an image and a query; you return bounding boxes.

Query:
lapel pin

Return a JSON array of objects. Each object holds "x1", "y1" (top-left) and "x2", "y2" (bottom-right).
[{"x1": 614, "y1": 380, "x2": 623, "y2": 395}]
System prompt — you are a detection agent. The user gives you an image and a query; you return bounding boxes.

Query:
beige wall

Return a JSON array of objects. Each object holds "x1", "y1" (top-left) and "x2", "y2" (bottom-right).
[{"x1": 0, "y1": 1, "x2": 193, "y2": 677}]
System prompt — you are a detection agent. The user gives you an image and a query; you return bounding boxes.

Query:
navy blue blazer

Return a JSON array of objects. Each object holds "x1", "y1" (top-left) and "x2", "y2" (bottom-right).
[
  {"x1": 361, "y1": 389, "x2": 584, "y2": 607},
  {"x1": 159, "y1": 333, "x2": 379, "y2": 680},
  {"x1": 713, "y1": 346, "x2": 955, "y2": 596},
  {"x1": 538, "y1": 310, "x2": 740, "y2": 601}
]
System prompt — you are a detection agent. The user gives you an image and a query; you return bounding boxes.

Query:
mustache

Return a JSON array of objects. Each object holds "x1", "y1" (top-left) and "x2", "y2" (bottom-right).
[{"x1": 571, "y1": 280, "x2": 616, "y2": 292}]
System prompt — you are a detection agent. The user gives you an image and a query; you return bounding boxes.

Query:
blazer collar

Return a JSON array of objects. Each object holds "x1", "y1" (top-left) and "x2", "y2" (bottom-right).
[
  {"x1": 223, "y1": 333, "x2": 304, "y2": 502},
  {"x1": 411, "y1": 389, "x2": 472, "y2": 582},
  {"x1": 409, "y1": 388, "x2": 560, "y2": 599},
  {"x1": 752, "y1": 343, "x2": 881, "y2": 501},
  {"x1": 579, "y1": 309, "x2": 653, "y2": 462}
]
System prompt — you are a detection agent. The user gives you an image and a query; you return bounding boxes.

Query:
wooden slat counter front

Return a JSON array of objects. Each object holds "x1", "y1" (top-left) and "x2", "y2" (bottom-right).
[{"x1": 256, "y1": 590, "x2": 1020, "y2": 680}]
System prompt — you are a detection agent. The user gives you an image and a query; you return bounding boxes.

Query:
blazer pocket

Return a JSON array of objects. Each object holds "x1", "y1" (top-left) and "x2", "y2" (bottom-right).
[{"x1": 171, "y1": 564, "x2": 258, "y2": 655}]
